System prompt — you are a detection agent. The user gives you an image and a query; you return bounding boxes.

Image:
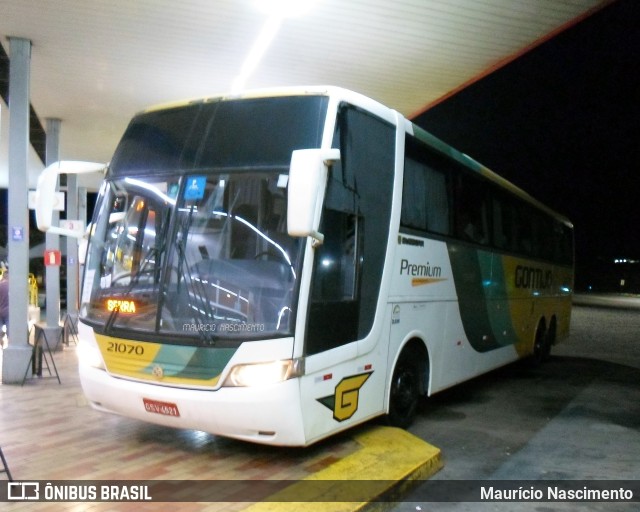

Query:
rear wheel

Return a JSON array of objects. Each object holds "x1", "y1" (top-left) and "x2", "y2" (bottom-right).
[
  {"x1": 531, "y1": 322, "x2": 550, "y2": 366},
  {"x1": 386, "y1": 347, "x2": 423, "y2": 428},
  {"x1": 544, "y1": 319, "x2": 557, "y2": 361}
]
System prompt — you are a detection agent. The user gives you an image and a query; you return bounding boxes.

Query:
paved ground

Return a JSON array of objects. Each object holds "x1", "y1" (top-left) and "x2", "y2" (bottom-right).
[
  {"x1": 394, "y1": 296, "x2": 640, "y2": 511},
  {"x1": 1, "y1": 295, "x2": 638, "y2": 510},
  {"x1": 0, "y1": 324, "x2": 439, "y2": 511}
]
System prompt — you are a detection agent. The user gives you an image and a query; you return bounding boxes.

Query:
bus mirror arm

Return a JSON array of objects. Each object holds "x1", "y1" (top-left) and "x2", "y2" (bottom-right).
[
  {"x1": 36, "y1": 160, "x2": 106, "y2": 239},
  {"x1": 310, "y1": 231, "x2": 324, "y2": 248},
  {"x1": 287, "y1": 148, "x2": 340, "y2": 247}
]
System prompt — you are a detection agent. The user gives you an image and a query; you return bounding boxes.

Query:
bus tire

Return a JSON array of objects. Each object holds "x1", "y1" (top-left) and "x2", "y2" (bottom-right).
[
  {"x1": 531, "y1": 321, "x2": 550, "y2": 366},
  {"x1": 544, "y1": 318, "x2": 557, "y2": 361},
  {"x1": 386, "y1": 345, "x2": 424, "y2": 429}
]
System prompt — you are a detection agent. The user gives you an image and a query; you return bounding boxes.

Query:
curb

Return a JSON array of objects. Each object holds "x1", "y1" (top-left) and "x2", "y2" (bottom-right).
[{"x1": 243, "y1": 425, "x2": 442, "y2": 511}]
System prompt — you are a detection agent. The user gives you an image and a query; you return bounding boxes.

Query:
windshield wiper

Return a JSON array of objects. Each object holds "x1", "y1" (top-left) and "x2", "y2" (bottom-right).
[
  {"x1": 172, "y1": 205, "x2": 219, "y2": 346},
  {"x1": 176, "y1": 245, "x2": 219, "y2": 346}
]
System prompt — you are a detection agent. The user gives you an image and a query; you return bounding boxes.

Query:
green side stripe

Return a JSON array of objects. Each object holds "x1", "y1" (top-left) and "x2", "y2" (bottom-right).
[
  {"x1": 178, "y1": 346, "x2": 237, "y2": 380},
  {"x1": 485, "y1": 255, "x2": 519, "y2": 347},
  {"x1": 447, "y1": 242, "x2": 511, "y2": 352},
  {"x1": 143, "y1": 345, "x2": 237, "y2": 380}
]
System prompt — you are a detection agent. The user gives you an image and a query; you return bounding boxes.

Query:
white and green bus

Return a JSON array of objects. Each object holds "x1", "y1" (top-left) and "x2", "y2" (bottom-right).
[{"x1": 38, "y1": 86, "x2": 574, "y2": 446}]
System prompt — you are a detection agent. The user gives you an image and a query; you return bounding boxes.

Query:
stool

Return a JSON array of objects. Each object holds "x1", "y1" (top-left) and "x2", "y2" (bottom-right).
[
  {"x1": 22, "y1": 324, "x2": 61, "y2": 385},
  {"x1": 0, "y1": 446, "x2": 12, "y2": 481},
  {"x1": 62, "y1": 312, "x2": 79, "y2": 347}
]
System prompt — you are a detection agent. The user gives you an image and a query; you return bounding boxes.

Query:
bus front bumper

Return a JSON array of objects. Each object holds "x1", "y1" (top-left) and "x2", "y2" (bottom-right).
[{"x1": 79, "y1": 364, "x2": 307, "y2": 446}]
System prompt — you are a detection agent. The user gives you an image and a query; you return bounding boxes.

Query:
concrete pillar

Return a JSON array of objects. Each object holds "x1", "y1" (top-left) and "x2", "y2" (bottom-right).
[
  {"x1": 44, "y1": 118, "x2": 62, "y2": 348},
  {"x1": 66, "y1": 173, "x2": 79, "y2": 319},
  {"x1": 79, "y1": 186, "x2": 87, "y2": 256},
  {"x1": 76, "y1": 185, "x2": 87, "y2": 312},
  {"x1": 2, "y1": 37, "x2": 32, "y2": 383},
  {"x1": 78, "y1": 188, "x2": 88, "y2": 231}
]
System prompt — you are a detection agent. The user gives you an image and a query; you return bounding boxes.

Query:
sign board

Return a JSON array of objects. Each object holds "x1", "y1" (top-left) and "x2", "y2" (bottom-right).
[
  {"x1": 184, "y1": 176, "x2": 206, "y2": 200},
  {"x1": 11, "y1": 226, "x2": 24, "y2": 241},
  {"x1": 44, "y1": 249, "x2": 62, "y2": 266},
  {"x1": 60, "y1": 219, "x2": 86, "y2": 235}
]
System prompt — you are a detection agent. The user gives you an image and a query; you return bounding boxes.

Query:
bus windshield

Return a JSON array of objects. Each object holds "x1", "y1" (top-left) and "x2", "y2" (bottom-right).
[
  {"x1": 82, "y1": 171, "x2": 303, "y2": 342},
  {"x1": 80, "y1": 95, "x2": 329, "y2": 343}
]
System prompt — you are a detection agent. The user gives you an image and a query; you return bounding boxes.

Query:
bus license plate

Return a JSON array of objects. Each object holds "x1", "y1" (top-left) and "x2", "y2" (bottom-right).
[{"x1": 143, "y1": 398, "x2": 180, "y2": 417}]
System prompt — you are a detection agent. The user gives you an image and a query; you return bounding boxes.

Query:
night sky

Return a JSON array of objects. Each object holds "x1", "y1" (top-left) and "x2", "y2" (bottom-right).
[{"x1": 412, "y1": 0, "x2": 640, "y2": 289}]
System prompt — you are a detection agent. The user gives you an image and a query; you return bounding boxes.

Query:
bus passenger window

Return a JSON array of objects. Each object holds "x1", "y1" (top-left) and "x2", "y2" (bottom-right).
[
  {"x1": 311, "y1": 209, "x2": 359, "y2": 301},
  {"x1": 306, "y1": 209, "x2": 361, "y2": 355},
  {"x1": 401, "y1": 143, "x2": 452, "y2": 237},
  {"x1": 515, "y1": 206, "x2": 533, "y2": 255},
  {"x1": 306, "y1": 103, "x2": 394, "y2": 355},
  {"x1": 425, "y1": 166, "x2": 450, "y2": 235},
  {"x1": 493, "y1": 197, "x2": 516, "y2": 252},
  {"x1": 456, "y1": 178, "x2": 488, "y2": 245},
  {"x1": 401, "y1": 159, "x2": 428, "y2": 231}
]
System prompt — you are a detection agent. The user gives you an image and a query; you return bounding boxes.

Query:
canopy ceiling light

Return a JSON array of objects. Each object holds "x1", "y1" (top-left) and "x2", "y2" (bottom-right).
[
  {"x1": 253, "y1": 0, "x2": 318, "y2": 18},
  {"x1": 232, "y1": 0, "x2": 318, "y2": 92}
]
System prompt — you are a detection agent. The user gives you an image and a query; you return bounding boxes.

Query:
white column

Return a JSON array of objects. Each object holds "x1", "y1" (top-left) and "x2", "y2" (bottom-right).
[
  {"x1": 45, "y1": 118, "x2": 61, "y2": 329},
  {"x1": 3, "y1": 37, "x2": 32, "y2": 383}
]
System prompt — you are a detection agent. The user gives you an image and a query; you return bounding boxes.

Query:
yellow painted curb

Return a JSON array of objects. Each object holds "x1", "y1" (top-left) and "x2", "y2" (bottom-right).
[{"x1": 242, "y1": 426, "x2": 442, "y2": 512}]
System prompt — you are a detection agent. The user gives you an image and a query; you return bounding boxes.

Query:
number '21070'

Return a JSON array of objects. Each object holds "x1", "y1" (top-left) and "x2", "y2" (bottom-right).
[{"x1": 106, "y1": 341, "x2": 144, "y2": 356}]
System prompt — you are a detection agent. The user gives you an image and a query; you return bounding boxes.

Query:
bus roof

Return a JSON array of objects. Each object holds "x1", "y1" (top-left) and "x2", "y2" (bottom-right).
[{"x1": 138, "y1": 85, "x2": 391, "y2": 116}]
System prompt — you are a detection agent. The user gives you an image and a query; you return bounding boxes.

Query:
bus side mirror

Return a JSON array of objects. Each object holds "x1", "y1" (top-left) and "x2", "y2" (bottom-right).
[
  {"x1": 36, "y1": 160, "x2": 106, "y2": 238},
  {"x1": 287, "y1": 148, "x2": 340, "y2": 246}
]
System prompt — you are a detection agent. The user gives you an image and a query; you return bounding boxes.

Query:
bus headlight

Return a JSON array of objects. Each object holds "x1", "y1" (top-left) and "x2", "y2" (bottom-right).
[
  {"x1": 223, "y1": 358, "x2": 304, "y2": 387},
  {"x1": 76, "y1": 340, "x2": 105, "y2": 370}
]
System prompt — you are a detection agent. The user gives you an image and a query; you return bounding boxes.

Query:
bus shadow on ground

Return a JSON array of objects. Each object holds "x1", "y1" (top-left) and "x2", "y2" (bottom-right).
[{"x1": 416, "y1": 355, "x2": 640, "y2": 428}]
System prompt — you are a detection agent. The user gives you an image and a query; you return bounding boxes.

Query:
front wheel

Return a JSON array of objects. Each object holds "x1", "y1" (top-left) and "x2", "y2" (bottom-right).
[{"x1": 386, "y1": 348, "x2": 423, "y2": 429}]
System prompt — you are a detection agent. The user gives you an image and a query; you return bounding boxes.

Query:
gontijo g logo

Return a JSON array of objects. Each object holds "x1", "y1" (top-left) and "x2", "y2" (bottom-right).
[{"x1": 317, "y1": 373, "x2": 372, "y2": 421}]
